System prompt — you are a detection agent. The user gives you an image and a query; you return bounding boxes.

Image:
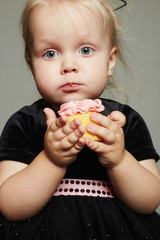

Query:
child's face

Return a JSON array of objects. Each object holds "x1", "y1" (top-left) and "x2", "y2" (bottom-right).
[{"x1": 29, "y1": 3, "x2": 117, "y2": 107}]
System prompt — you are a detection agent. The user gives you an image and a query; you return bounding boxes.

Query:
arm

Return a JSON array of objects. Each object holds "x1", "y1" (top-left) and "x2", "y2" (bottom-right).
[
  {"x1": 85, "y1": 111, "x2": 160, "y2": 214},
  {"x1": 107, "y1": 154, "x2": 160, "y2": 214},
  {"x1": 0, "y1": 109, "x2": 85, "y2": 221},
  {"x1": 0, "y1": 153, "x2": 66, "y2": 221}
]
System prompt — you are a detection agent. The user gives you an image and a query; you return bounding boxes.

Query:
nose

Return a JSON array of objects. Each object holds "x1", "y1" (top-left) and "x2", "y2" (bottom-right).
[{"x1": 60, "y1": 56, "x2": 79, "y2": 75}]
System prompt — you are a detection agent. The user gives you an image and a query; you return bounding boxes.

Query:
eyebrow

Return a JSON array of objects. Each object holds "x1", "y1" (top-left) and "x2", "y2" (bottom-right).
[{"x1": 35, "y1": 38, "x2": 60, "y2": 49}]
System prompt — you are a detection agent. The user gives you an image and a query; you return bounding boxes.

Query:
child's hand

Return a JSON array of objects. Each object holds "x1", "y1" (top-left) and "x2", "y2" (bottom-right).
[
  {"x1": 85, "y1": 111, "x2": 126, "y2": 168},
  {"x1": 43, "y1": 108, "x2": 85, "y2": 167}
]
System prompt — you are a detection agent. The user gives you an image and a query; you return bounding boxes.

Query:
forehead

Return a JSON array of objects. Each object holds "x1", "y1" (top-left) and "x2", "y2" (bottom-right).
[{"x1": 29, "y1": 2, "x2": 108, "y2": 37}]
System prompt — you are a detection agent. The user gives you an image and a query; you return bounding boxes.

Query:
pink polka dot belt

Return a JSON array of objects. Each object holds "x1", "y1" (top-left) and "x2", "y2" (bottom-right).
[{"x1": 53, "y1": 179, "x2": 117, "y2": 198}]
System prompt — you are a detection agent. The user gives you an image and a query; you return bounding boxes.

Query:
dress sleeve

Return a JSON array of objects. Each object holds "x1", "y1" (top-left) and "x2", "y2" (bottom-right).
[
  {"x1": 101, "y1": 99, "x2": 159, "y2": 162},
  {"x1": 122, "y1": 104, "x2": 159, "y2": 162},
  {"x1": 0, "y1": 105, "x2": 46, "y2": 164}
]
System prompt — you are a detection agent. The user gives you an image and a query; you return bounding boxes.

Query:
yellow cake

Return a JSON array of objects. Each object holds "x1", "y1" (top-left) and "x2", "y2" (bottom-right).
[{"x1": 58, "y1": 99, "x2": 105, "y2": 141}]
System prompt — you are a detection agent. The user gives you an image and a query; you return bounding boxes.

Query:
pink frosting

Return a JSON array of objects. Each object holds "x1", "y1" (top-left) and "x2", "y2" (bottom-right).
[{"x1": 58, "y1": 99, "x2": 105, "y2": 116}]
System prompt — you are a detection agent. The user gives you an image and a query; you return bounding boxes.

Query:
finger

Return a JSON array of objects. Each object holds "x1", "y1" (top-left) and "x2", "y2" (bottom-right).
[
  {"x1": 70, "y1": 143, "x2": 85, "y2": 155},
  {"x1": 55, "y1": 115, "x2": 68, "y2": 128},
  {"x1": 43, "y1": 108, "x2": 56, "y2": 128},
  {"x1": 85, "y1": 137, "x2": 116, "y2": 155},
  {"x1": 47, "y1": 115, "x2": 68, "y2": 133},
  {"x1": 69, "y1": 137, "x2": 86, "y2": 154},
  {"x1": 62, "y1": 119, "x2": 81, "y2": 136},
  {"x1": 67, "y1": 126, "x2": 85, "y2": 145},
  {"x1": 87, "y1": 123, "x2": 116, "y2": 144},
  {"x1": 90, "y1": 112, "x2": 118, "y2": 132},
  {"x1": 108, "y1": 111, "x2": 126, "y2": 128},
  {"x1": 51, "y1": 118, "x2": 81, "y2": 141},
  {"x1": 44, "y1": 108, "x2": 67, "y2": 133},
  {"x1": 85, "y1": 138, "x2": 102, "y2": 152},
  {"x1": 60, "y1": 126, "x2": 85, "y2": 150}
]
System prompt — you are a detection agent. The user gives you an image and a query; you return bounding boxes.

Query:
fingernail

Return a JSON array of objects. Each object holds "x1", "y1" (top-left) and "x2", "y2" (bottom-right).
[
  {"x1": 78, "y1": 138, "x2": 85, "y2": 146},
  {"x1": 91, "y1": 112, "x2": 98, "y2": 120},
  {"x1": 87, "y1": 124, "x2": 94, "y2": 130}
]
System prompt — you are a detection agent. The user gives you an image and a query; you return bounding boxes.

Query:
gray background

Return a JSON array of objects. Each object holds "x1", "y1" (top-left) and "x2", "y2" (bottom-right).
[{"x1": 0, "y1": 0, "x2": 160, "y2": 213}]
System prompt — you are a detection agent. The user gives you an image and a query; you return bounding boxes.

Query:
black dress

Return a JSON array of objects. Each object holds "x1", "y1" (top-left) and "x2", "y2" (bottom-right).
[{"x1": 0, "y1": 98, "x2": 160, "y2": 240}]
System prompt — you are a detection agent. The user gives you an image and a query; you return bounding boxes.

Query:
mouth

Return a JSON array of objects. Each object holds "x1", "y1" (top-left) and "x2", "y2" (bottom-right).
[{"x1": 60, "y1": 82, "x2": 81, "y2": 92}]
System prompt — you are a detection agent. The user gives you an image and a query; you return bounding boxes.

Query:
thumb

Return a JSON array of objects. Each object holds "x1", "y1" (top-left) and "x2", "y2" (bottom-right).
[
  {"x1": 43, "y1": 108, "x2": 56, "y2": 128},
  {"x1": 108, "y1": 111, "x2": 126, "y2": 128}
]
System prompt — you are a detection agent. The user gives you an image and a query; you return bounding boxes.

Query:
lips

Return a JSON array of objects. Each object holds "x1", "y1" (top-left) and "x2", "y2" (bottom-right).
[{"x1": 60, "y1": 82, "x2": 81, "y2": 92}]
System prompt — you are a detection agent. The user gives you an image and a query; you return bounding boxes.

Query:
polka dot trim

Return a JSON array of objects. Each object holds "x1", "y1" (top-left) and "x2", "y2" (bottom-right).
[{"x1": 53, "y1": 179, "x2": 116, "y2": 198}]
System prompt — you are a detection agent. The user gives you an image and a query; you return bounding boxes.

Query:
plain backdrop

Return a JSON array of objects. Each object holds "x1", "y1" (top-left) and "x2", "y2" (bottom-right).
[{"x1": 0, "y1": 0, "x2": 160, "y2": 213}]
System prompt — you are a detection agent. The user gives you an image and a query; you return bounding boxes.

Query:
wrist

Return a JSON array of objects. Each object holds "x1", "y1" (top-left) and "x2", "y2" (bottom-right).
[
  {"x1": 43, "y1": 150, "x2": 67, "y2": 171},
  {"x1": 106, "y1": 149, "x2": 128, "y2": 170}
]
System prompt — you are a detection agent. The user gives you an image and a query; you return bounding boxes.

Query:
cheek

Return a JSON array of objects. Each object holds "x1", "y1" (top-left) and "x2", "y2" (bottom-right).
[
  {"x1": 87, "y1": 71, "x2": 108, "y2": 97},
  {"x1": 90, "y1": 60, "x2": 108, "y2": 82},
  {"x1": 90, "y1": 62, "x2": 108, "y2": 91},
  {"x1": 33, "y1": 63, "x2": 51, "y2": 87},
  {"x1": 34, "y1": 71, "x2": 45, "y2": 89},
  {"x1": 34, "y1": 77, "x2": 47, "y2": 97},
  {"x1": 33, "y1": 68, "x2": 51, "y2": 97}
]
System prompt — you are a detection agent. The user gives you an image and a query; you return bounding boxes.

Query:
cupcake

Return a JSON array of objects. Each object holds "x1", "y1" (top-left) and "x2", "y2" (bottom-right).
[{"x1": 58, "y1": 99, "x2": 105, "y2": 141}]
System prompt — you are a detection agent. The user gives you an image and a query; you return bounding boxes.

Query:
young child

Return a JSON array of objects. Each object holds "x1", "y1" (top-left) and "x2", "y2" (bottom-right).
[{"x1": 0, "y1": 0, "x2": 160, "y2": 239}]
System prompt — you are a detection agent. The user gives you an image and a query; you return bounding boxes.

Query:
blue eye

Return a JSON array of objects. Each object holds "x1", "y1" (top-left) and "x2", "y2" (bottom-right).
[
  {"x1": 80, "y1": 47, "x2": 94, "y2": 55},
  {"x1": 44, "y1": 51, "x2": 58, "y2": 59}
]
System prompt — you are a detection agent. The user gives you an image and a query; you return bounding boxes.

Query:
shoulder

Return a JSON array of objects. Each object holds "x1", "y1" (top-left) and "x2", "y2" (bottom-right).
[
  {"x1": 12, "y1": 99, "x2": 50, "y2": 118},
  {"x1": 0, "y1": 98, "x2": 52, "y2": 143},
  {"x1": 3, "y1": 99, "x2": 50, "y2": 129},
  {"x1": 100, "y1": 98, "x2": 142, "y2": 119},
  {"x1": 0, "y1": 99, "x2": 51, "y2": 163},
  {"x1": 100, "y1": 98, "x2": 148, "y2": 136},
  {"x1": 100, "y1": 98, "x2": 159, "y2": 161}
]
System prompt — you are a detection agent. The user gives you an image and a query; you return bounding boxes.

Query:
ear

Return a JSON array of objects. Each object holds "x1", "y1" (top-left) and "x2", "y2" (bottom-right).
[{"x1": 107, "y1": 47, "x2": 118, "y2": 78}]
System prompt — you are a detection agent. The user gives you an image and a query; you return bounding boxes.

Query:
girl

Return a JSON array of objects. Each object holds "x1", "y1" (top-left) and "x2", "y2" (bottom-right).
[{"x1": 0, "y1": 0, "x2": 160, "y2": 239}]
